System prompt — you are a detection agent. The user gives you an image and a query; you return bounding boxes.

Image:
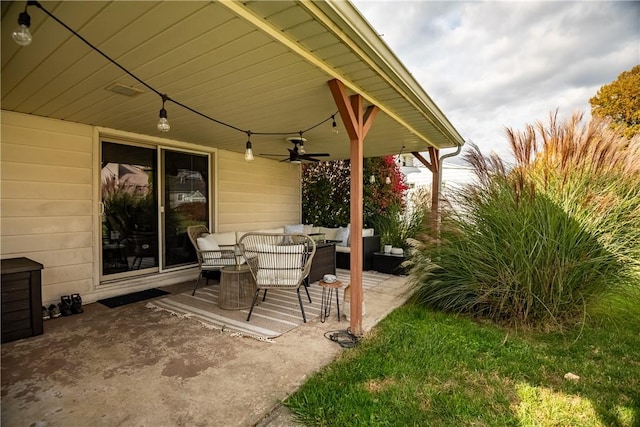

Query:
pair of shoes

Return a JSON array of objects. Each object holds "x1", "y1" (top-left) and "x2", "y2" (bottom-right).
[
  {"x1": 71, "y1": 293, "x2": 84, "y2": 314},
  {"x1": 59, "y1": 295, "x2": 73, "y2": 316},
  {"x1": 58, "y1": 294, "x2": 84, "y2": 316},
  {"x1": 48, "y1": 304, "x2": 61, "y2": 319},
  {"x1": 42, "y1": 306, "x2": 51, "y2": 321}
]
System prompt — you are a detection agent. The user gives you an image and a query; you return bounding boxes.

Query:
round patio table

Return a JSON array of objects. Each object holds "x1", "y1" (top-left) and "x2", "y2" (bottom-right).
[{"x1": 218, "y1": 264, "x2": 256, "y2": 310}]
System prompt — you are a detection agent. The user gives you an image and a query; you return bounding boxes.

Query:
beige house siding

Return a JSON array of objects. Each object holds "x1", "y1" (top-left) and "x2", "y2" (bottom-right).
[
  {"x1": 1, "y1": 111, "x2": 302, "y2": 304},
  {"x1": 216, "y1": 149, "x2": 301, "y2": 233},
  {"x1": 1, "y1": 111, "x2": 95, "y2": 302}
]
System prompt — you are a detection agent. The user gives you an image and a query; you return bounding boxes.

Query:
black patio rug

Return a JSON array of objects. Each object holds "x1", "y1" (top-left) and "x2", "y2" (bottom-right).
[{"x1": 97, "y1": 288, "x2": 170, "y2": 308}]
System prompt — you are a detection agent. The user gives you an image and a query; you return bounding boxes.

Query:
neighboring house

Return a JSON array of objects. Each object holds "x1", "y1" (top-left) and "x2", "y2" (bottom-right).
[
  {"x1": 406, "y1": 162, "x2": 477, "y2": 196},
  {"x1": 174, "y1": 190, "x2": 206, "y2": 206},
  {"x1": 1, "y1": 1, "x2": 464, "y2": 306},
  {"x1": 167, "y1": 170, "x2": 207, "y2": 207}
]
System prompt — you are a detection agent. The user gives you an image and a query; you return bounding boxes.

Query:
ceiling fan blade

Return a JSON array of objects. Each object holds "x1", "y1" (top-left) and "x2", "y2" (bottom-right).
[
  {"x1": 303, "y1": 157, "x2": 322, "y2": 162},
  {"x1": 303, "y1": 153, "x2": 330, "y2": 157}
]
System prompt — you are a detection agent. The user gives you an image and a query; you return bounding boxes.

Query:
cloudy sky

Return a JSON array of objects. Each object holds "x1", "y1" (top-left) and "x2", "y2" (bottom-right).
[{"x1": 352, "y1": 1, "x2": 639, "y2": 165}]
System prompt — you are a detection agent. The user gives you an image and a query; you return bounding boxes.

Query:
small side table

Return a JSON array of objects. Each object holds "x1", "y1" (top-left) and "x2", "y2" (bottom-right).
[
  {"x1": 318, "y1": 280, "x2": 343, "y2": 323},
  {"x1": 218, "y1": 264, "x2": 256, "y2": 310}
]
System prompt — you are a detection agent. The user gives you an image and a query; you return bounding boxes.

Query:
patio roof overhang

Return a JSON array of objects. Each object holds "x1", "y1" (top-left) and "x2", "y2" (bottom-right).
[{"x1": 1, "y1": 0, "x2": 464, "y2": 160}]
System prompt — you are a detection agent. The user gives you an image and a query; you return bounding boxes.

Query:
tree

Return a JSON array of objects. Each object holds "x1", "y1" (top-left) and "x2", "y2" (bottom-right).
[{"x1": 589, "y1": 65, "x2": 640, "y2": 138}]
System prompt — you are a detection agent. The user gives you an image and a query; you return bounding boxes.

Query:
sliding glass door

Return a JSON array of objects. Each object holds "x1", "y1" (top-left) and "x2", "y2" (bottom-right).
[
  {"x1": 100, "y1": 142, "x2": 210, "y2": 279},
  {"x1": 101, "y1": 142, "x2": 158, "y2": 276},
  {"x1": 162, "y1": 150, "x2": 209, "y2": 268}
]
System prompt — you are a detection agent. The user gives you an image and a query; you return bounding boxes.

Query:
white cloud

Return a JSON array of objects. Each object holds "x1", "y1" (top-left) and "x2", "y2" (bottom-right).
[{"x1": 353, "y1": 0, "x2": 640, "y2": 164}]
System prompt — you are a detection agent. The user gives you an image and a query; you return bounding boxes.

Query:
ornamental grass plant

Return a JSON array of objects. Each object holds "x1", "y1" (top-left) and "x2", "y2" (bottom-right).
[{"x1": 408, "y1": 113, "x2": 640, "y2": 328}]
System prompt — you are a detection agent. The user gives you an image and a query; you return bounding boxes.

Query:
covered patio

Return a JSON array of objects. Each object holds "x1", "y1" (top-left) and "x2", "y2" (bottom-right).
[
  {"x1": 1, "y1": 273, "x2": 410, "y2": 426},
  {"x1": 1, "y1": 1, "x2": 463, "y2": 332}
]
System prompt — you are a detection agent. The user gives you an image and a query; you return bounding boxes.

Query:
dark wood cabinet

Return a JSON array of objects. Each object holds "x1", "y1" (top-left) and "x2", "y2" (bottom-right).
[
  {"x1": 372, "y1": 252, "x2": 407, "y2": 275},
  {"x1": 1, "y1": 258, "x2": 44, "y2": 343},
  {"x1": 308, "y1": 243, "x2": 336, "y2": 284}
]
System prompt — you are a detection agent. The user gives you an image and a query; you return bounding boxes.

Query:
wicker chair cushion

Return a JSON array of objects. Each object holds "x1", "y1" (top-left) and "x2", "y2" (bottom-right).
[{"x1": 255, "y1": 243, "x2": 305, "y2": 286}]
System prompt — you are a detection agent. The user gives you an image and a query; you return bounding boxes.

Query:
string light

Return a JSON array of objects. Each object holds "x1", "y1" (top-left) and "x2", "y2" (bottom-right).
[
  {"x1": 12, "y1": 2, "x2": 34, "y2": 46},
  {"x1": 12, "y1": 1, "x2": 339, "y2": 158},
  {"x1": 332, "y1": 115, "x2": 339, "y2": 135},
  {"x1": 157, "y1": 94, "x2": 170, "y2": 132},
  {"x1": 244, "y1": 132, "x2": 254, "y2": 162}
]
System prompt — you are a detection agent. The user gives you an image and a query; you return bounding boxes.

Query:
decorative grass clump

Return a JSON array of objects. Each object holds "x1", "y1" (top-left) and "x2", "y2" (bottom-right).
[{"x1": 409, "y1": 113, "x2": 640, "y2": 328}]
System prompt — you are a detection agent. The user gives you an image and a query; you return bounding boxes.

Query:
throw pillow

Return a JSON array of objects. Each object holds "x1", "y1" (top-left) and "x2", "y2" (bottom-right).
[
  {"x1": 335, "y1": 225, "x2": 350, "y2": 247},
  {"x1": 196, "y1": 234, "x2": 222, "y2": 258},
  {"x1": 302, "y1": 224, "x2": 316, "y2": 234},
  {"x1": 283, "y1": 224, "x2": 304, "y2": 244},
  {"x1": 284, "y1": 224, "x2": 304, "y2": 234}
]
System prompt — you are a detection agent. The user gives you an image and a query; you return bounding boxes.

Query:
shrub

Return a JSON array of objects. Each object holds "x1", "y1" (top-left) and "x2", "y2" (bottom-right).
[{"x1": 409, "y1": 114, "x2": 640, "y2": 328}]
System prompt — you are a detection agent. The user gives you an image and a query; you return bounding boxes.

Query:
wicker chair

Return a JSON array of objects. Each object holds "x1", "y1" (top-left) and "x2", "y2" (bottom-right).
[
  {"x1": 238, "y1": 233, "x2": 316, "y2": 322},
  {"x1": 186, "y1": 225, "x2": 238, "y2": 295}
]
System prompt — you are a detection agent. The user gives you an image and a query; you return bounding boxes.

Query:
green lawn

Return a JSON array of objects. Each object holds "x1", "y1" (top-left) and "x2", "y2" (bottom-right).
[{"x1": 286, "y1": 305, "x2": 639, "y2": 426}]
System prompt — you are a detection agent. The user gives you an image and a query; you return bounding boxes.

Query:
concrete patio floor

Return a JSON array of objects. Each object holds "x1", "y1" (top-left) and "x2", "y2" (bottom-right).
[{"x1": 1, "y1": 274, "x2": 411, "y2": 426}]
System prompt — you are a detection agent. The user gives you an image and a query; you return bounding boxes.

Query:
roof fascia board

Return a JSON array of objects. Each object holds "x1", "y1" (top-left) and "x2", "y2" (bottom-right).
[
  {"x1": 218, "y1": 0, "x2": 451, "y2": 148},
  {"x1": 310, "y1": 0, "x2": 465, "y2": 147}
]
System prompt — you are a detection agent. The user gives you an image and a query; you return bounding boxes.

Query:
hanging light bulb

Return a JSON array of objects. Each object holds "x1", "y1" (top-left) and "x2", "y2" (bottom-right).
[
  {"x1": 298, "y1": 133, "x2": 306, "y2": 155},
  {"x1": 244, "y1": 132, "x2": 254, "y2": 162},
  {"x1": 332, "y1": 115, "x2": 339, "y2": 135},
  {"x1": 385, "y1": 176, "x2": 391, "y2": 185},
  {"x1": 157, "y1": 95, "x2": 170, "y2": 132},
  {"x1": 12, "y1": 9, "x2": 33, "y2": 46},
  {"x1": 369, "y1": 175, "x2": 376, "y2": 184}
]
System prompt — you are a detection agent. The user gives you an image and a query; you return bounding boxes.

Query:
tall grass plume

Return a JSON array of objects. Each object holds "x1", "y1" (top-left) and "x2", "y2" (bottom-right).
[{"x1": 409, "y1": 113, "x2": 640, "y2": 329}]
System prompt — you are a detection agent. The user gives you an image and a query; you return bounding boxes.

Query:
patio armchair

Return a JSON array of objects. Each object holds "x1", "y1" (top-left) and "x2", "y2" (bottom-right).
[
  {"x1": 187, "y1": 225, "x2": 238, "y2": 295},
  {"x1": 238, "y1": 233, "x2": 316, "y2": 323}
]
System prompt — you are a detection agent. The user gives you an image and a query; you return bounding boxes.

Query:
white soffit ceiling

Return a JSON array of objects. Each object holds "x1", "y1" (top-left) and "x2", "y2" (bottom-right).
[{"x1": 1, "y1": 1, "x2": 464, "y2": 160}]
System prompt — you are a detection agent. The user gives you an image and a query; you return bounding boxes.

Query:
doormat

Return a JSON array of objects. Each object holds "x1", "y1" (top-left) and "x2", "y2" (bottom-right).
[{"x1": 98, "y1": 288, "x2": 170, "y2": 308}]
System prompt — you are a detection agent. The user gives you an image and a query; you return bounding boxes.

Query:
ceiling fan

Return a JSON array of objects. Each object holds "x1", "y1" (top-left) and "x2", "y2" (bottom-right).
[{"x1": 261, "y1": 136, "x2": 330, "y2": 164}]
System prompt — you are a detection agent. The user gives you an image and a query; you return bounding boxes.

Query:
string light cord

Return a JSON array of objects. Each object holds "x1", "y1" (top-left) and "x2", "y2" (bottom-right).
[
  {"x1": 21, "y1": 1, "x2": 338, "y2": 138},
  {"x1": 251, "y1": 113, "x2": 336, "y2": 136},
  {"x1": 324, "y1": 328, "x2": 360, "y2": 348}
]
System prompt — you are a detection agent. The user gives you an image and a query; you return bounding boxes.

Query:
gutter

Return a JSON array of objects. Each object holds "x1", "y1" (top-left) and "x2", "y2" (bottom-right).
[{"x1": 438, "y1": 141, "x2": 465, "y2": 196}]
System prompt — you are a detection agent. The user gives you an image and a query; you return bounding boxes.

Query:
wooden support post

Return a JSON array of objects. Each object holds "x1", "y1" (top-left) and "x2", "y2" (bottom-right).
[
  {"x1": 328, "y1": 79, "x2": 379, "y2": 336},
  {"x1": 411, "y1": 150, "x2": 440, "y2": 233}
]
